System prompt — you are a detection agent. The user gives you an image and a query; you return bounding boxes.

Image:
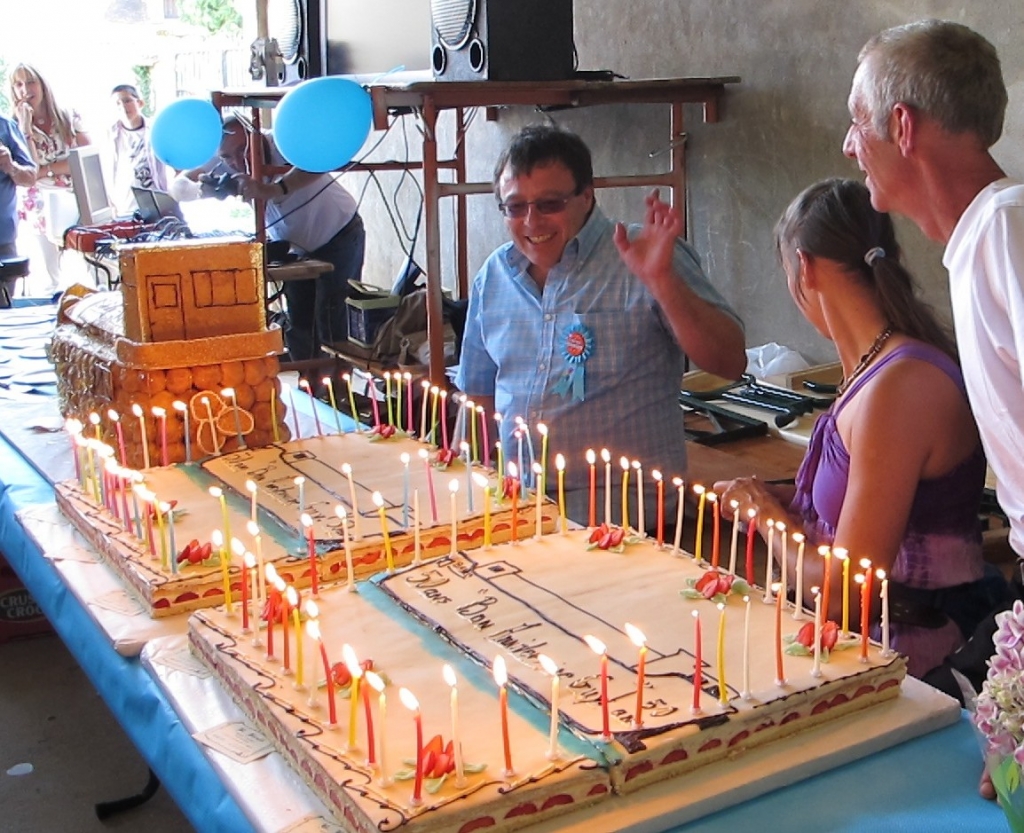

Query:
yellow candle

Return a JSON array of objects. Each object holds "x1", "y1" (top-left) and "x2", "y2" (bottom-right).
[
  {"x1": 693, "y1": 485, "x2": 707, "y2": 563},
  {"x1": 209, "y1": 486, "x2": 232, "y2": 552},
  {"x1": 322, "y1": 375, "x2": 343, "y2": 434},
  {"x1": 367, "y1": 671, "x2": 391, "y2": 787},
  {"x1": 343, "y1": 643, "x2": 362, "y2": 751},
  {"x1": 835, "y1": 547, "x2": 850, "y2": 637},
  {"x1": 555, "y1": 454, "x2": 566, "y2": 534},
  {"x1": 270, "y1": 385, "x2": 281, "y2": 443},
  {"x1": 372, "y1": 492, "x2": 395, "y2": 573},
  {"x1": 443, "y1": 664, "x2": 467, "y2": 786},
  {"x1": 211, "y1": 529, "x2": 233, "y2": 613},
  {"x1": 153, "y1": 495, "x2": 168, "y2": 569},
  {"x1": 342, "y1": 463, "x2": 362, "y2": 540},
  {"x1": 287, "y1": 586, "x2": 303, "y2": 688},
  {"x1": 716, "y1": 602, "x2": 728, "y2": 705},
  {"x1": 625, "y1": 623, "x2": 647, "y2": 727}
]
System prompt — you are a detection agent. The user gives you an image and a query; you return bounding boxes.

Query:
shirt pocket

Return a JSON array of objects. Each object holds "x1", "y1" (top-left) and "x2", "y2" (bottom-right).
[{"x1": 570, "y1": 311, "x2": 646, "y2": 381}]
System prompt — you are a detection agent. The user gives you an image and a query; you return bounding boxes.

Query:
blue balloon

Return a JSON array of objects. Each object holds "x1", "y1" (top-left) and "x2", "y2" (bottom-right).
[
  {"x1": 150, "y1": 98, "x2": 222, "y2": 170},
  {"x1": 274, "y1": 77, "x2": 372, "y2": 173}
]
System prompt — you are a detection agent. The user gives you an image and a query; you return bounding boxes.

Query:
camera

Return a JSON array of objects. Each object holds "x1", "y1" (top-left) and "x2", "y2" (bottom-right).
[{"x1": 199, "y1": 172, "x2": 242, "y2": 200}]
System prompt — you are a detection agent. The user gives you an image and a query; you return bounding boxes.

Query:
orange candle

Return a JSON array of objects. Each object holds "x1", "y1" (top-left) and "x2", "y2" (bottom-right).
[
  {"x1": 652, "y1": 470, "x2": 664, "y2": 547},
  {"x1": 859, "y1": 559, "x2": 873, "y2": 662},
  {"x1": 773, "y1": 582, "x2": 786, "y2": 685},
  {"x1": 626, "y1": 623, "x2": 647, "y2": 727},
  {"x1": 584, "y1": 635, "x2": 610, "y2": 740},
  {"x1": 493, "y1": 656, "x2": 514, "y2": 776}
]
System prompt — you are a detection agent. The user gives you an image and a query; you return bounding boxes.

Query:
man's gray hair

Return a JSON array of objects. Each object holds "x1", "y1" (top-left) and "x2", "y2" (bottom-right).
[{"x1": 859, "y1": 19, "x2": 1007, "y2": 149}]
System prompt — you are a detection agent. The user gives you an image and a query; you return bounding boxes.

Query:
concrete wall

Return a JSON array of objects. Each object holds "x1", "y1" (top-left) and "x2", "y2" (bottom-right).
[{"x1": 350, "y1": 1, "x2": 1024, "y2": 366}]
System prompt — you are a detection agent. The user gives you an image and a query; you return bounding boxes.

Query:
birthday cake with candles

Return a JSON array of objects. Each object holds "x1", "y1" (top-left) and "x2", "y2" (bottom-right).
[
  {"x1": 187, "y1": 528, "x2": 907, "y2": 833},
  {"x1": 54, "y1": 432, "x2": 557, "y2": 617}
]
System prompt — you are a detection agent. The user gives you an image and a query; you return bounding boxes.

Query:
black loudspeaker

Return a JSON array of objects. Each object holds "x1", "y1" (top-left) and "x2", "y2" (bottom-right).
[
  {"x1": 431, "y1": 0, "x2": 574, "y2": 82},
  {"x1": 265, "y1": 0, "x2": 324, "y2": 85}
]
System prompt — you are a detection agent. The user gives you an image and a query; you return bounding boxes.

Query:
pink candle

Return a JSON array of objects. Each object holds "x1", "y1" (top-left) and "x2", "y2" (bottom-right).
[
  {"x1": 692, "y1": 610, "x2": 703, "y2": 712},
  {"x1": 586, "y1": 450, "x2": 597, "y2": 528},
  {"x1": 279, "y1": 581, "x2": 291, "y2": 673},
  {"x1": 108, "y1": 410, "x2": 127, "y2": 466},
  {"x1": 710, "y1": 493, "x2": 721, "y2": 569},
  {"x1": 745, "y1": 509, "x2": 757, "y2": 582},
  {"x1": 859, "y1": 559, "x2": 873, "y2": 662},
  {"x1": 299, "y1": 379, "x2": 323, "y2": 437},
  {"x1": 265, "y1": 582, "x2": 280, "y2": 659},
  {"x1": 361, "y1": 672, "x2": 377, "y2": 765},
  {"x1": 240, "y1": 553, "x2": 250, "y2": 632},
  {"x1": 420, "y1": 449, "x2": 438, "y2": 524},
  {"x1": 478, "y1": 406, "x2": 490, "y2": 468},
  {"x1": 369, "y1": 376, "x2": 382, "y2": 429}
]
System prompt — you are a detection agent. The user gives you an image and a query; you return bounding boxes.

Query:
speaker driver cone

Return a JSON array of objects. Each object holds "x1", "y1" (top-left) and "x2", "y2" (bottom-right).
[{"x1": 431, "y1": 0, "x2": 477, "y2": 50}]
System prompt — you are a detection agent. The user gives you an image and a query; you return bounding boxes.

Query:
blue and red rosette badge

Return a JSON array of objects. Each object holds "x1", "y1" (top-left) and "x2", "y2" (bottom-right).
[{"x1": 552, "y1": 323, "x2": 594, "y2": 402}]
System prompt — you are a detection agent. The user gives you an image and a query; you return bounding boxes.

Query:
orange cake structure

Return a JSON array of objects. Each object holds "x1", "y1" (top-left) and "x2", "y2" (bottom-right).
[
  {"x1": 55, "y1": 433, "x2": 557, "y2": 617},
  {"x1": 51, "y1": 239, "x2": 289, "y2": 469},
  {"x1": 188, "y1": 529, "x2": 907, "y2": 833}
]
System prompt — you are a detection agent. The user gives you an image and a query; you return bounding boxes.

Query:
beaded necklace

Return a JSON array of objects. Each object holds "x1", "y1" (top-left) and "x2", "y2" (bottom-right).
[{"x1": 836, "y1": 325, "x2": 894, "y2": 396}]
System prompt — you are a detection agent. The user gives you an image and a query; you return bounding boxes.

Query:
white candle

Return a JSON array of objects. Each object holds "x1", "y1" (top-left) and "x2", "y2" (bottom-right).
[
  {"x1": 342, "y1": 463, "x2": 362, "y2": 540},
  {"x1": 792, "y1": 532, "x2": 806, "y2": 620},
  {"x1": 131, "y1": 403, "x2": 151, "y2": 469},
  {"x1": 533, "y1": 462, "x2": 544, "y2": 539},
  {"x1": 811, "y1": 587, "x2": 823, "y2": 678},
  {"x1": 443, "y1": 664, "x2": 467, "y2": 786},
  {"x1": 741, "y1": 595, "x2": 752, "y2": 699},
  {"x1": 539, "y1": 654, "x2": 561, "y2": 760},
  {"x1": 633, "y1": 460, "x2": 645, "y2": 537},
  {"x1": 672, "y1": 477, "x2": 685, "y2": 555},
  {"x1": 777, "y1": 522, "x2": 788, "y2": 609},
  {"x1": 601, "y1": 448, "x2": 612, "y2": 526},
  {"x1": 246, "y1": 479, "x2": 258, "y2": 524},
  {"x1": 448, "y1": 479, "x2": 459, "y2": 557},
  {"x1": 366, "y1": 671, "x2": 391, "y2": 786},
  {"x1": 246, "y1": 520, "x2": 266, "y2": 604},
  {"x1": 879, "y1": 570, "x2": 891, "y2": 655},
  {"x1": 728, "y1": 500, "x2": 740, "y2": 575},
  {"x1": 763, "y1": 519, "x2": 776, "y2": 604},
  {"x1": 334, "y1": 505, "x2": 356, "y2": 592}
]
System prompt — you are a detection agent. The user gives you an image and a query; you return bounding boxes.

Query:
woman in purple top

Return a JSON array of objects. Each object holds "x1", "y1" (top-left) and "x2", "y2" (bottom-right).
[{"x1": 717, "y1": 179, "x2": 991, "y2": 679}]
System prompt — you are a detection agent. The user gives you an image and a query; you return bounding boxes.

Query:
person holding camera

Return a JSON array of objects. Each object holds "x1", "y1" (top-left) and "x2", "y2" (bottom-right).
[{"x1": 171, "y1": 116, "x2": 365, "y2": 366}]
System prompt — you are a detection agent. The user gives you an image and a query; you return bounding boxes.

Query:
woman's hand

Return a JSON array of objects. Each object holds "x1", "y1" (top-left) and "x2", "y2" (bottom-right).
[{"x1": 713, "y1": 476, "x2": 790, "y2": 523}]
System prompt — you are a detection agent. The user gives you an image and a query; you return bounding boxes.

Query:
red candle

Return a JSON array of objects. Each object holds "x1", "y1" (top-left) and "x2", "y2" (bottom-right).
[
  {"x1": 587, "y1": 450, "x2": 597, "y2": 528},
  {"x1": 820, "y1": 546, "x2": 832, "y2": 620},
  {"x1": 400, "y1": 688, "x2": 425, "y2": 804},
  {"x1": 265, "y1": 571, "x2": 279, "y2": 659},
  {"x1": 493, "y1": 656, "x2": 514, "y2": 775},
  {"x1": 361, "y1": 672, "x2": 376, "y2": 765},
  {"x1": 859, "y1": 559, "x2": 873, "y2": 661},
  {"x1": 583, "y1": 635, "x2": 611, "y2": 740},
  {"x1": 279, "y1": 581, "x2": 291, "y2": 672},
  {"x1": 310, "y1": 621, "x2": 337, "y2": 725},
  {"x1": 654, "y1": 471, "x2": 664, "y2": 547},
  {"x1": 774, "y1": 582, "x2": 785, "y2": 685},
  {"x1": 710, "y1": 493, "x2": 721, "y2": 569},
  {"x1": 745, "y1": 509, "x2": 757, "y2": 582},
  {"x1": 692, "y1": 610, "x2": 703, "y2": 712},
  {"x1": 303, "y1": 515, "x2": 319, "y2": 596}
]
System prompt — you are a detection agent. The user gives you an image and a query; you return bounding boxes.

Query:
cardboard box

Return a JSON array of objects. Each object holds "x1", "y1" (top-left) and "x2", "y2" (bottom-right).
[{"x1": 0, "y1": 552, "x2": 52, "y2": 643}]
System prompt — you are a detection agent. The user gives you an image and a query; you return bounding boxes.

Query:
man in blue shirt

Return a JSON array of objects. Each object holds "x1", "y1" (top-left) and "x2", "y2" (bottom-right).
[
  {"x1": 456, "y1": 125, "x2": 744, "y2": 527},
  {"x1": 0, "y1": 114, "x2": 37, "y2": 304}
]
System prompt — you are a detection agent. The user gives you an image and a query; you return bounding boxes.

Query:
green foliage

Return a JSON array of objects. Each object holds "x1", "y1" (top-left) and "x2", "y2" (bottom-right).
[
  {"x1": 133, "y1": 66, "x2": 154, "y2": 117},
  {"x1": 0, "y1": 58, "x2": 10, "y2": 117},
  {"x1": 181, "y1": 0, "x2": 243, "y2": 36}
]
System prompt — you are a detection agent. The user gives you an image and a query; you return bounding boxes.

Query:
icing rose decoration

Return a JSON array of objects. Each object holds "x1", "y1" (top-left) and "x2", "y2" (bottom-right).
[
  {"x1": 395, "y1": 734, "x2": 486, "y2": 793},
  {"x1": 681, "y1": 569, "x2": 751, "y2": 604}
]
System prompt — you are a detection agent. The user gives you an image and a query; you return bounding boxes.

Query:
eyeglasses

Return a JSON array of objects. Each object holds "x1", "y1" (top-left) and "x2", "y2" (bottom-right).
[{"x1": 496, "y1": 191, "x2": 580, "y2": 219}]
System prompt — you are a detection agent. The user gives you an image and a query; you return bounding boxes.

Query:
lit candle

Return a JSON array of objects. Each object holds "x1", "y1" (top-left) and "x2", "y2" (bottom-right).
[
  {"x1": 792, "y1": 532, "x2": 806, "y2": 620},
  {"x1": 308, "y1": 620, "x2": 337, "y2": 725},
  {"x1": 419, "y1": 379, "x2": 430, "y2": 439},
  {"x1": 153, "y1": 496, "x2": 168, "y2": 569},
  {"x1": 372, "y1": 491, "x2": 396, "y2": 573},
  {"x1": 741, "y1": 595, "x2": 752, "y2": 699},
  {"x1": 439, "y1": 389, "x2": 449, "y2": 451},
  {"x1": 429, "y1": 386, "x2": 440, "y2": 445},
  {"x1": 360, "y1": 663, "x2": 377, "y2": 767},
  {"x1": 131, "y1": 403, "x2": 150, "y2": 469},
  {"x1": 209, "y1": 486, "x2": 232, "y2": 566},
  {"x1": 716, "y1": 602, "x2": 728, "y2": 706},
  {"x1": 879, "y1": 569, "x2": 890, "y2": 655},
  {"x1": 672, "y1": 477, "x2": 685, "y2": 555},
  {"x1": 859, "y1": 558, "x2": 873, "y2": 662},
  {"x1": 342, "y1": 463, "x2": 362, "y2": 540},
  {"x1": 811, "y1": 586, "x2": 823, "y2": 678},
  {"x1": 345, "y1": 372, "x2": 361, "y2": 433},
  {"x1": 583, "y1": 634, "x2": 611, "y2": 741},
  {"x1": 473, "y1": 473, "x2": 491, "y2": 548},
  {"x1": 537, "y1": 423, "x2": 549, "y2": 496},
  {"x1": 693, "y1": 485, "x2": 707, "y2": 563},
  {"x1": 777, "y1": 521, "x2": 788, "y2": 607},
  {"x1": 401, "y1": 452, "x2": 411, "y2": 529},
  {"x1": 820, "y1": 546, "x2": 832, "y2": 621},
  {"x1": 419, "y1": 449, "x2": 438, "y2": 524},
  {"x1": 334, "y1": 505, "x2": 356, "y2": 592},
  {"x1": 620, "y1": 456, "x2": 630, "y2": 530},
  {"x1": 728, "y1": 499, "x2": 740, "y2": 575},
  {"x1": 107, "y1": 409, "x2": 127, "y2": 466},
  {"x1": 297, "y1": 379, "x2": 322, "y2": 437},
  {"x1": 652, "y1": 470, "x2": 664, "y2": 547},
  {"x1": 366, "y1": 671, "x2": 390, "y2": 785},
  {"x1": 301, "y1": 513, "x2": 319, "y2": 596},
  {"x1": 555, "y1": 454, "x2": 567, "y2": 534},
  {"x1": 709, "y1": 492, "x2": 721, "y2": 569},
  {"x1": 493, "y1": 656, "x2": 515, "y2": 776},
  {"x1": 508, "y1": 462, "x2": 520, "y2": 545},
  {"x1": 136, "y1": 485, "x2": 155, "y2": 557},
  {"x1": 533, "y1": 462, "x2": 543, "y2": 539},
  {"x1": 443, "y1": 664, "x2": 467, "y2": 787},
  {"x1": 515, "y1": 429, "x2": 525, "y2": 493},
  {"x1": 586, "y1": 449, "x2": 597, "y2": 528},
  {"x1": 602, "y1": 448, "x2": 612, "y2": 526},
  {"x1": 399, "y1": 687, "x2": 424, "y2": 805},
  {"x1": 469, "y1": 399, "x2": 479, "y2": 464},
  {"x1": 447, "y1": 479, "x2": 460, "y2": 556},
  {"x1": 773, "y1": 582, "x2": 786, "y2": 686},
  {"x1": 538, "y1": 654, "x2": 561, "y2": 760},
  {"x1": 246, "y1": 520, "x2": 266, "y2": 605},
  {"x1": 745, "y1": 509, "x2": 757, "y2": 583},
  {"x1": 286, "y1": 385, "x2": 301, "y2": 441},
  {"x1": 242, "y1": 552, "x2": 255, "y2": 635},
  {"x1": 835, "y1": 547, "x2": 850, "y2": 637},
  {"x1": 277, "y1": 579, "x2": 291, "y2": 672},
  {"x1": 286, "y1": 586, "x2": 303, "y2": 688},
  {"x1": 763, "y1": 519, "x2": 776, "y2": 604},
  {"x1": 322, "y1": 375, "x2": 343, "y2": 435},
  {"x1": 246, "y1": 479, "x2": 258, "y2": 524},
  {"x1": 344, "y1": 643, "x2": 363, "y2": 752},
  {"x1": 221, "y1": 387, "x2": 248, "y2": 447},
  {"x1": 625, "y1": 623, "x2": 647, "y2": 728},
  {"x1": 633, "y1": 460, "x2": 645, "y2": 537},
  {"x1": 201, "y1": 395, "x2": 222, "y2": 453},
  {"x1": 171, "y1": 401, "x2": 191, "y2": 464},
  {"x1": 692, "y1": 610, "x2": 703, "y2": 714},
  {"x1": 384, "y1": 371, "x2": 394, "y2": 427},
  {"x1": 413, "y1": 489, "x2": 422, "y2": 564}
]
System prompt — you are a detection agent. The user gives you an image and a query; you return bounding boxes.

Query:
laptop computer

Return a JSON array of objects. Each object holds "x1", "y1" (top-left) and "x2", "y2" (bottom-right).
[{"x1": 132, "y1": 187, "x2": 184, "y2": 223}]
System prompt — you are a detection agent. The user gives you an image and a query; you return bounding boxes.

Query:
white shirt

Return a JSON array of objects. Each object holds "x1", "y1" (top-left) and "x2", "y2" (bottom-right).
[
  {"x1": 944, "y1": 178, "x2": 1024, "y2": 555},
  {"x1": 110, "y1": 118, "x2": 168, "y2": 215}
]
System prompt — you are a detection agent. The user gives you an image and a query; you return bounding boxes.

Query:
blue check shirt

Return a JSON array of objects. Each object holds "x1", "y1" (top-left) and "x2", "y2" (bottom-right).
[{"x1": 456, "y1": 206, "x2": 741, "y2": 525}]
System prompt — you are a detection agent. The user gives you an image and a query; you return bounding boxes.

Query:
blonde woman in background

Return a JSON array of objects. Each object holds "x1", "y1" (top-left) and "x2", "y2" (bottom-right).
[{"x1": 11, "y1": 63, "x2": 91, "y2": 293}]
